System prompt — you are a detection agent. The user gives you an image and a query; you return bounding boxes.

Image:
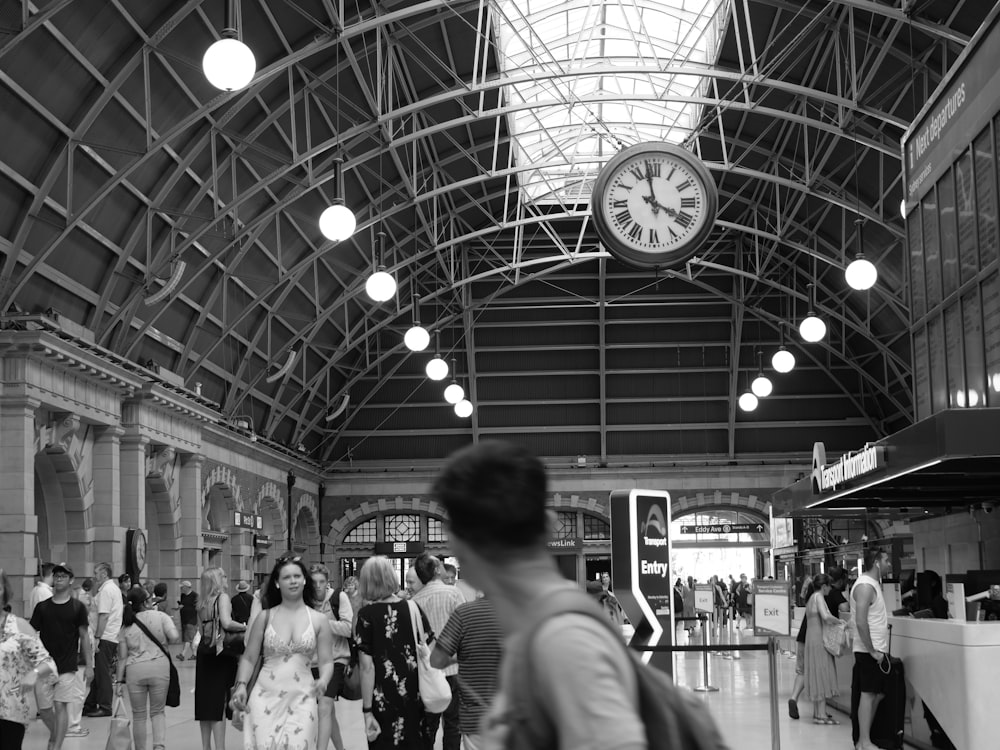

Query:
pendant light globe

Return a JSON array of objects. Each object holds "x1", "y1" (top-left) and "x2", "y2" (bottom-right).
[
  {"x1": 365, "y1": 269, "x2": 396, "y2": 302},
  {"x1": 771, "y1": 347, "x2": 795, "y2": 374},
  {"x1": 751, "y1": 374, "x2": 773, "y2": 398},
  {"x1": 319, "y1": 202, "x2": 356, "y2": 242},
  {"x1": 444, "y1": 381, "x2": 465, "y2": 405},
  {"x1": 425, "y1": 356, "x2": 448, "y2": 381},
  {"x1": 799, "y1": 313, "x2": 826, "y2": 343},
  {"x1": 738, "y1": 392, "x2": 759, "y2": 412},
  {"x1": 404, "y1": 325, "x2": 430, "y2": 352},
  {"x1": 454, "y1": 399, "x2": 473, "y2": 418},
  {"x1": 845, "y1": 256, "x2": 878, "y2": 290},
  {"x1": 203, "y1": 37, "x2": 256, "y2": 91}
]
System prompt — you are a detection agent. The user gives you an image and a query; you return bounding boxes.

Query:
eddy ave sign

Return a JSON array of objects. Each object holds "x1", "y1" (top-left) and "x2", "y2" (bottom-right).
[{"x1": 811, "y1": 441, "x2": 885, "y2": 495}]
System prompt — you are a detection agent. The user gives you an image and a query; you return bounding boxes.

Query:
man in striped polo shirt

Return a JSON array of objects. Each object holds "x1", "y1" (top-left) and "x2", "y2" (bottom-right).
[{"x1": 431, "y1": 596, "x2": 503, "y2": 750}]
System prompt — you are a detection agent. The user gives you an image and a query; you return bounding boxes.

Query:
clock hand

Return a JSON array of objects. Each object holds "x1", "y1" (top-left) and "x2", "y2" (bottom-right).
[
  {"x1": 641, "y1": 194, "x2": 662, "y2": 214},
  {"x1": 644, "y1": 163, "x2": 662, "y2": 213}
]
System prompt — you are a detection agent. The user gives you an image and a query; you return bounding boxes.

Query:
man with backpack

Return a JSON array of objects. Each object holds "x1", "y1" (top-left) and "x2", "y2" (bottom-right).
[{"x1": 431, "y1": 440, "x2": 728, "y2": 750}]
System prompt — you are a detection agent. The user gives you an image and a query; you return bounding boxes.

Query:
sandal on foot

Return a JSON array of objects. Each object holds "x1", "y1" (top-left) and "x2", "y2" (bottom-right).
[
  {"x1": 812, "y1": 717, "x2": 837, "y2": 725},
  {"x1": 788, "y1": 699, "x2": 799, "y2": 719}
]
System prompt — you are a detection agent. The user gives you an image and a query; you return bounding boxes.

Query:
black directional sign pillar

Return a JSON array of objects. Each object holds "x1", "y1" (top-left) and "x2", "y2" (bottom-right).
[{"x1": 609, "y1": 489, "x2": 673, "y2": 673}]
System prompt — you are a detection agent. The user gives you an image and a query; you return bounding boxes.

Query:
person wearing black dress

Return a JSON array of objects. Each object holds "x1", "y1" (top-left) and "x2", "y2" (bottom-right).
[
  {"x1": 194, "y1": 567, "x2": 245, "y2": 750},
  {"x1": 356, "y1": 555, "x2": 434, "y2": 749}
]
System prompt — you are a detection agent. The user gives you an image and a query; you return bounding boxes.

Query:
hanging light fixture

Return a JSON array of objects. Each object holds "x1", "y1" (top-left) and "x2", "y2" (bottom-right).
[
  {"x1": 738, "y1": 391, "x2": 758, "y2": 412},
  {"x1": 845, "y1": 132, "x2": 877, "y2": 291},
  {"x1": 846, "y1": 255, "x2": 877, "y2": 290},
  {"x1": 444, "y1": 360, "x2": 464, "y2": 404},
  {"x1": 425, "y1": 331, "x2": 448, "y2": 380},
  {"x1": 772, "y1": 346, "x2": 795, "y2": 374},
  {"x1": 319, "y1": 156, "x2": 356, "y2": 241},
  {"x1": 365, "y1": 231, "x2": 396, "y2": 302},
  {"x1": 203, "y1": 0, "x2": 256, "y2": 91},
  {"x1": 751, "y1": 352, "x2": 773, "y2": 397},
  {"x1": 799, "y1": 283, "x2": 826, "y2": 342},
  {"x1": 454, "y1": 399, "x2": 473, "y2": 418},
  {"x1": 318, "y1": 38, "x2": 355, "y2": 241},
  {"x1": 404, "y1": 290, "x2": 429, "y2": 352}
]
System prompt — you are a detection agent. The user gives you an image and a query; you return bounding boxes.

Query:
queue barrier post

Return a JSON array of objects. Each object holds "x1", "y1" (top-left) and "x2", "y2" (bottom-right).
[{"x1": 692, "y1": 613, "x2": 718, "y2": 692}]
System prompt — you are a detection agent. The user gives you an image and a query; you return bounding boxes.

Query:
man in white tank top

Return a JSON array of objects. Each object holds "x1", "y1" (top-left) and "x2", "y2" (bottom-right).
[{"x1": 851, "y1": 549, "x2": 891, "y2": 750}]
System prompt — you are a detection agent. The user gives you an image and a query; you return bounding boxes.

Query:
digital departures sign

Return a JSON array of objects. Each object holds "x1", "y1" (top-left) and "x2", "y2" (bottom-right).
[
  {"x1": 609, "y1": 489, "x2": 673, "y2": 670},
  {"x1": 811, "y1": 441, "x2": 885, "y2": 495}
]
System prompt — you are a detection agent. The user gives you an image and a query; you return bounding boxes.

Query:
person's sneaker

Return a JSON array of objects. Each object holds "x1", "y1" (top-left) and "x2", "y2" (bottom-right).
[
  {"x1": 84, "y1": 708, "x2": 111, "y2": 717},
  {"x1": 65, "y1": 727, "x2": 90, "y2": 737}
]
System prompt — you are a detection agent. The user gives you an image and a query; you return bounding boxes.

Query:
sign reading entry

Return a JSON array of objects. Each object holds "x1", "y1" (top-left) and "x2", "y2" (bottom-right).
[
  {"x1": 753, "y1": 580, "x2": 792, "y2": 637},
  {"x1": 609, "y1": 489, "x2": 673, "y2": 669}
]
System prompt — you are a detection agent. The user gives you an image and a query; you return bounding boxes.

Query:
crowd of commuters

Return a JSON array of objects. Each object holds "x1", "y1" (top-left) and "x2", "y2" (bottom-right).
[{"x1": 2, "y1": 439, "x2": 929, "y2": 750}]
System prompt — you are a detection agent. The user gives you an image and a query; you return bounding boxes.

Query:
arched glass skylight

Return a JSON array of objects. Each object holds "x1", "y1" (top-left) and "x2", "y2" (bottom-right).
[{"x1": 495, "y1": 0, "x2": 726, "y2": 206}]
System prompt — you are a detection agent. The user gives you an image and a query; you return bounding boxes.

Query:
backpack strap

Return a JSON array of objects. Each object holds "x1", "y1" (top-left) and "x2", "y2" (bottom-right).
[
  {"x1": 505, "y1": 588, "x2": 728, "y2": 750},
  {"x1": 503, "y1": 588, "x2": 630, "y2": 748},
  {"x1": 332, "y1": 588, "x2": 343, "y2": 621}
]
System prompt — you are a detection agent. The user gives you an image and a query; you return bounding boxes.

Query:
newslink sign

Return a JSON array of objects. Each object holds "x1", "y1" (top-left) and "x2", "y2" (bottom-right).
[
  {"x1": 609, "y1": 489, "x2": 673, "y2": 671},
  {"x1": 811, "y1": 441, "x2": 885, "y2": 495}
]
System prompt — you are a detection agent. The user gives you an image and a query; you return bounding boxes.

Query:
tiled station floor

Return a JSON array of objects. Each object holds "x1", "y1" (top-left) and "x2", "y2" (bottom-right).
[{"x1": 23, "y1": 636, "x2": 861, "y2": 750}]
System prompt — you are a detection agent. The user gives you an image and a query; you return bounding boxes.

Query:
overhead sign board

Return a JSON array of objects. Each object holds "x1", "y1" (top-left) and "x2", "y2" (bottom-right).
[
  {"x1": 609, "y1": 489, "x2": 673, "y2": 670},
  {"x1": 752, "y1": 579, "x2": 792, "y2": 637},
  {"x1": 811, "y1": 441, "x2": 885, "y2": 495},
  {"x1": 902, "y1": 5, "x2": 1000, "y2": 204},
  {"x1": 678, "y1": 522, "x2": 763, "y2": 535},
  {"x1": 374, "y1": 541, "x2": 424, "y2": 555},
  {"x1": 233, "y1": 512, "x2": 263, "y2": 530}
]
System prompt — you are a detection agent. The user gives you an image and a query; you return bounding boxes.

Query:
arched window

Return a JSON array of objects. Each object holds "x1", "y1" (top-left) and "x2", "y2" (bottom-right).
[
  {"x1": 344, "y1": 518, "x2": 376, "y2": 544},
  {"x1": 384, "y1": 514, "x2": 419, "y2": 542}
]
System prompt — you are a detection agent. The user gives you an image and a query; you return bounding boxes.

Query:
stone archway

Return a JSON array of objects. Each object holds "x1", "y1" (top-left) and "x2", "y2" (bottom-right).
[
  {"x1": 145, "y1": 446, "x2": 182, "y2": 580},
  {"x1": 33, "y1": 415, "x2": 92, "y2": 574},
  {"x1": 292, "y1": 493, "x2": 320, "y2": 559},
  {"x1": 254, "y1": 482, "x2": 285, "y2": 582}
]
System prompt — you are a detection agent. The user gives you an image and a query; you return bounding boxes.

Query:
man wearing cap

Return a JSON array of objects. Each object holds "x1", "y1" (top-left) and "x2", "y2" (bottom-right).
[
  {"x1": 30, "y1": 563, "x2": 94, "y2": 748},
  {"x1": 175, "y1": 580, "x2": 198, "y2": 660}
]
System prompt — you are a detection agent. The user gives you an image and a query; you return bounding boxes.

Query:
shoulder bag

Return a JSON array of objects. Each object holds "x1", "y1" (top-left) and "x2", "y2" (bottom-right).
[
  {"x1": 822, "y1": 618, "x2": 850, "y2": 657},
  {"x1": 132, "y1": 614, "x2": 180, "y2": 707},
  {"x1": 406, "y1": 600, "x2": 452, "y2": 713},
  {"x1": 214, "y1": 596, "x2": 246, "y2": 658}
]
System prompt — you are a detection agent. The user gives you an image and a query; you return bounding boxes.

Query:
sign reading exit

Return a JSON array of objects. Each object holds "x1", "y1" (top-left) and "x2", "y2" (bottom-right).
[{"x1": 752, "y1": 579, "x2": 792, "y2": 637}]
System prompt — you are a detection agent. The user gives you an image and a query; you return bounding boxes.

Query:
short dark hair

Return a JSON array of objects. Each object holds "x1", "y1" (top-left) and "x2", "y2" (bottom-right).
[
  {"x1": 442, "y1": 563, "x2": 457, "y2": 576},
  {"x1": 413, "y1": 553, "x2": 440, "y2": 585},
  {"x1": 827, "y1": 566, "x2": 846, "y2": 584},
  {"x1": 153, "y1": 582, "x2": 167, "y2": 597},
  {"x1": 0, "y1": 568, "x2": 11, "y2": 607},
  {"x1": 432, "y1": 440, "x2": 548, "y2": 557},
  {"x1": 863, "y1": 548, "x2": 887, "y2": 571},
  {"x1": 40, "y1": 562, "x2": 55, "y2": 578}
]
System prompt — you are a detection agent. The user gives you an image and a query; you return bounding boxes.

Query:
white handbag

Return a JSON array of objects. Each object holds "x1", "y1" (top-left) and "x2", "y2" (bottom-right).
[{"x1": 406, "y1": 600, "x2": 452, "y2": 713}]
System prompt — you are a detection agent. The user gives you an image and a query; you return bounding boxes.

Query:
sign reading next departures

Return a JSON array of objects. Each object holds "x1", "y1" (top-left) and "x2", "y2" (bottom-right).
[
  {"x1": 609, "y1": 489, "x2": 673, "y2": 671},
  {"x1": 752, "y1": 579, "x2": 792, "y2": 638}
]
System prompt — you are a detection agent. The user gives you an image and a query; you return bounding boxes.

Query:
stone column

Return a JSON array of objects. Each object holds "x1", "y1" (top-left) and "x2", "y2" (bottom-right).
[
  {"x1": 91, "y1": 425, "x2": 126, "y2": 573},
  {"x1": 177, "y1": 453, "x2": 204, "y2": 585},
  {"x1": 119, "y1": 431, "x2": 149, "y2": 532},
  {"x1": 0, "y1": 396, "x2": 40, "y2": 612}
]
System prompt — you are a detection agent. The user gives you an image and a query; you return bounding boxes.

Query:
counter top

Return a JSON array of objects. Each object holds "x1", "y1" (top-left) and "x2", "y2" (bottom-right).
[{"x1": 888, "y1": 615, "x2": 1000, "y2": 646}]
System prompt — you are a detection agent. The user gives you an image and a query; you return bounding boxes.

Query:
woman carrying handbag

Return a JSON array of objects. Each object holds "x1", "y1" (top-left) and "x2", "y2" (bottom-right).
[{"x1": 115, "y1": 587, "x2": 181, "y2": 750}]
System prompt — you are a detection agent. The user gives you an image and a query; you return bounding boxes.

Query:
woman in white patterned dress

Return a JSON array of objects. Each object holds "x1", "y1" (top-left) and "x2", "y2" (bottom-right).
[{"x1": 230, "y1": 555, "x2": 333, "y2": 750}]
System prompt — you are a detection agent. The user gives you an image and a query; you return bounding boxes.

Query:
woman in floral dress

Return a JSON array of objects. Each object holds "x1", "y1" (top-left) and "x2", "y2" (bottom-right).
[
  {"x1": 356, "y1": 556, "x2": 434, "y2": 749},
  {"x1": 0, "y1": 567, "x2": 57, "y2": 750}
]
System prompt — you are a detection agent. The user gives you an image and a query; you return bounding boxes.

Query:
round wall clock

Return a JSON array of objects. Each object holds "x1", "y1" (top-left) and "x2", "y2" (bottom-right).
[
  {"x1": 591, "y1": 142, "x2": 718, "y2": 269},
  {"x1": 126, "y1": 528, "x2": 147, "y2": 577}
]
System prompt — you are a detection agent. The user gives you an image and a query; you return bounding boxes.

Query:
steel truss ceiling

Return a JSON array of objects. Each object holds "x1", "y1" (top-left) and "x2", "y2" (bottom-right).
[{"x1": 0, "y1": 0, "x2": 986, "y2": 469}]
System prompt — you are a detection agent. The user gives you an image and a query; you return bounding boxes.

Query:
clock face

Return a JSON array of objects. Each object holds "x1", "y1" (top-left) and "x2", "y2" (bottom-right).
[
  {"x1": 128, "y1": 529, "x2": 147, "y2": 575},
  {"x1": 592, "y1": 143, "x2": 717, "y2": 269}
]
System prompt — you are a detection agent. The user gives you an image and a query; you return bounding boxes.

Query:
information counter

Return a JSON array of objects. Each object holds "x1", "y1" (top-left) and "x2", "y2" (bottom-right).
[{"x1": 886, "y1": 616, "x2": 1000, "y2": 750}]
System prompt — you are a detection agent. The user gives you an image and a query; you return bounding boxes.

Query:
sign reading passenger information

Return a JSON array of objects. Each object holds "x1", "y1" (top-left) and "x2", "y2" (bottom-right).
[
  {"x1": 752, "y1": 579, "x2": 792, "y2": 637},
  {"x1": 609, "y1": 489, "x2": 673, "y2": 671},
  {"x1": 679, "y1": 523, "x2": 762, "y2": 534}
]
